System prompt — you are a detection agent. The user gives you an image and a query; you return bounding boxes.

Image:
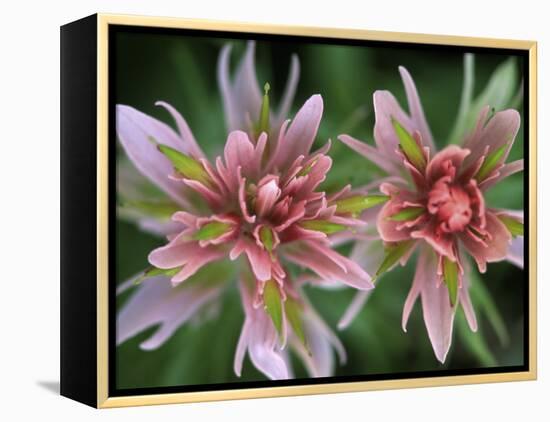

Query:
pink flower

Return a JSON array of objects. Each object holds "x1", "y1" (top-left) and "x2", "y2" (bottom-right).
[
  {"x1": 218, "y1": 41, "x2": 300, "y2": 139},
  {"x1": 338, "y1": 66, "x2": 524, "y2": 362},
  {"x1": 116, "y1": 58, "x2": 374, "y2": 377}
]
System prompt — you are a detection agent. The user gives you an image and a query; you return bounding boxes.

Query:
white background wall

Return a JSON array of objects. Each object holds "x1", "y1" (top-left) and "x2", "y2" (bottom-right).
[{"x1": 1, "y1": 0, "x2": 546, "y2": 420}]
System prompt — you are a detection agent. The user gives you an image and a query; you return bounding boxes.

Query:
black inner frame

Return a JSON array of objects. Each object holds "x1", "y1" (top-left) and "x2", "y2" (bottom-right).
[{"x1": 108, "y1": 24, "x2": 530, "y2": 398}]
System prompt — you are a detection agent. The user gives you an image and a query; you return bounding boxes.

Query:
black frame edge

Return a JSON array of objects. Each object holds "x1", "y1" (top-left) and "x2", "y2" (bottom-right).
[{"x1": 60, "y1": 13, "x2": 99, "y2": 408}]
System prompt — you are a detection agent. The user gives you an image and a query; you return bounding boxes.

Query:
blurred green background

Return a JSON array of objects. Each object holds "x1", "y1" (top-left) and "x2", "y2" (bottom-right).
[{"x1": 114, "y1": 30, "x2": 525, "y2": 390}]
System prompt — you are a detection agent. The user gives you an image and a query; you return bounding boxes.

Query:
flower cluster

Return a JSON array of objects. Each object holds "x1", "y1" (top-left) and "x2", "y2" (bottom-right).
[
  {"x1": 339, "y1": 66, "x2": 524, "y2": 361},
  {"x1": 116, "y1": 42, "x2": 380, "y2": 379}
]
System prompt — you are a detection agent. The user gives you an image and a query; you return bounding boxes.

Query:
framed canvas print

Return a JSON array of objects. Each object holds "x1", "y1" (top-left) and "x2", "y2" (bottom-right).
[{"x1": 60, "y1": 13, "x2": 537, "y2": 408}]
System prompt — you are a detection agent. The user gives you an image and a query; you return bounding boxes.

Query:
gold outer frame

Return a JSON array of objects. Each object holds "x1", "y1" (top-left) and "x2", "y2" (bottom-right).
[{"x1": 96, "y1": 13, "x2": 537, "y2": 408}]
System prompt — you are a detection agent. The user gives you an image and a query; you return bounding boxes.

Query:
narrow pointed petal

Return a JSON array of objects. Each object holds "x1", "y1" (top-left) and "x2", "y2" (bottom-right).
[
  {"x1": 338, "y1": 134, "x2": 399, "y2": 174},
  {"x1": 274, "y1": 54, "x2": 300, "y2": 128},
  {"x1": 294, "y1": 305, "x2": 346, "y2": 377},
  {"x1": 217, "y1": 44, "x2": 239, "y2": 131},
  {"x1": 224, "y1": 130, "x2": 261, "y2": 179},
  {"x1": 480, "y1": 159, "x2": 523, "y2": 191},
  {"x1": 506, "y1": 236, "x2": 524, "y2": 269},
  {"x1": 418, "y1": 249, "x2": 456, "y2": 363},
  {"x1": 233, "y1": 41, "x2": 263, "y2": 126},
  {"x1": 373, "y1": 90, "x2": 418, "y2": 159},
  {"x1": 148, "y1": 241, "x2": 225, "y2": 284},
  {"x1": 235, "y1": 280, "x2": 289, "y2": 380},
  {"x1": 460, "y1": 279, "x2": 478, "y2": 332},
  {"x1": 217, "y1": 42, "x2": 262, "y2": 133},
  {"x1": 230, "y1": 238, "x2": 272, "y2": 281},
  {"x1": 272, "y1": 95, "x2": 323, "y2": 169},
  {"x1": 402, "y1": 251, "x2": 425, "y2": 331},
  {"x1": 233, "y1": 320, "x2": 250, "y2": 377},
  {"x1": 460, "y1": 212, "x2": 512, "y2": 273},
  {"x1": 338, "y1": 290, "x2": 370, "y2": 330},
  {"x1": 117, "y1": 274, "x2": 221, "y2": 350},
  {"x1": 398, "y1": 66, "x2": 435, "y2": 151},
  {"x1": 116, "y1": 105, "x2": 193, "y2": 208},
  {"x1": 464, "y1": 109, "x2": 521, "y2": 168},
  {"x1": 155, "y1": 101, "x2": 205, "y2": 158},
  {"x1": 284, "y1": 241, "x2": 373, "y2": 290},
  {"x1": 377, "y1": 200, "x2": 418, "y2": 242}
]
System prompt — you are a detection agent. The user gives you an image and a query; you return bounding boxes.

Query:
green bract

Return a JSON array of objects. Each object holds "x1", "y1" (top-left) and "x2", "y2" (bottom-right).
[
  {"x1": 334, "y1": 194, "x2": 389, "y2": 216},
  {"x1": 391, "y1": 117, "x2": 426, "y2": 171},
  {"x1": 263, "y1": 280, "x2": 283, "y2": 338},
  {"x1": 193, "y1": 221, "x2": 233, "y2": 241},
  {"x1": 157, "y1": 144, "x2": 213, "y2": 187}
]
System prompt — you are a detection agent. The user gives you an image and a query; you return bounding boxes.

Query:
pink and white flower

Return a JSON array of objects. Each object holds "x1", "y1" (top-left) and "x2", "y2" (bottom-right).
[
  {"x1": 338, "y1": 66, "x2": 524, "y2": 362},
  {"x1": 116, "y1": 43, "x2": 373, "y2": 379}
]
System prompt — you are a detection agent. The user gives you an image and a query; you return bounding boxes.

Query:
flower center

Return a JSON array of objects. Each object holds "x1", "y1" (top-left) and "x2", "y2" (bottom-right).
[{"x1": 428, "y1": 178, "x2": 472, "y2": 233}]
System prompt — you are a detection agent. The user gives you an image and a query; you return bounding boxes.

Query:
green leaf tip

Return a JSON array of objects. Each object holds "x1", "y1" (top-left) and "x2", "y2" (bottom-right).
[
  {"x1": 259, "y1": 226, "x2": 275, "y2": 256},
  {"x1": 300, "y1": 219, "x2": 348, "y2": 235},
  {"x1": 123, "y1": 200, "x2": 179, "y2": 220},
  {"x1": 263, "y1": 280, "x2": 283, "y2": 338},
  {"x1": 157, "y1": 144, "x2": 212, "y2": 187},
  {"x1": 192, "y1": 221, "x2": 233, "y2": 241},
  {"x1": 498, "y1": 215, "x2": 524, "y2": 237},
  {"x1": 258, "y1": 81, "x2": 271, "y2": 135},
  {"x1": 297, "y1": 157, "x2": 319, "y2": 177},
  {"x1": 335, "y1": 194, "x2": 389, "y2": 216},
  {"x1": 475, "y1": 143, "x2": 508, "y2": 182},
  {"x1": 443, "y1": 257, "x2": 459, "y2": 307},
  {"x1": 134, "y1": 266, "x2": 181, "y2": 285},
  {"x1": 391, "y1": 117, "x2": 426, "y2": 171},
  {"x1": 284, "y1": 297, "x2": 307, "y2": 350},
  {"x1": 388, "y1": 206, "x2": 425, "y2": 222},
  {"x1": 374, "y1": 240, "x2": 414, "y2": 281}
]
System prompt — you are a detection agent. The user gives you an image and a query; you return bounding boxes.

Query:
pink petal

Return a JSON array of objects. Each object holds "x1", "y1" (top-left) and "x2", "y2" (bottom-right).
[
  {"x1": 373, "y1": 90, "x2": 418, "y2": 158},
  {"x1": 271, "y1": 95, "x2": 323, "y2": 170},
  {"x1": 234, "y1": 279, "x2": 289, "y2": 380},
  {"x1": 117, "y1": 274, "x2": 221, "y2": 350},
  {"x1": 181, "y1": 178, "x2": 224, "y2": 209},
  {"x1": 462, "y1": 106, "x2": 491, "y2": 151},
  {"x1": 377, "y1": 200, "x2": 416, "y2": 242},
  {"x1": 411, "y1": 219, "x2": 456, "y2": 261},
  {"x1": 230, "y1": 237, "x2": 272, "y2": 281},
  {"x1": 417, "y1": 248, "x2": 456, "y2": 363},
  {"x1": 494, "y1": 209, "x2": 524, "y2": 269},
  {"x1": 338, "y1": 290, "x2": 371, "y2": 330},
  {"x1": 338, "y1": 134, "x2": 400, "y2": 174},
  {"x1": 402, "y1": 251, "x2": 424, "y2": 331},
  {"x1": 135, "y1": 218, "x2": 183, "y2": 237},
  {"x1": 460, "y1": 211, "x2": 512, "y2": 273},
  {"x1": 480, "y1": 159, "x2": 523, "y2": 191},
  {"x1": 224, "y1": 130, "x2": 261, "y2": 180},
  {"x1": 148, "y1": 241, "x2": 225, "y2": 284},
  {"x1": 295, "y1": 155, "x2": 332, "y2": 199},
  {"x1": 155, "y1": 101, "x2": 205, "y2": 158},
  {"x1": 294, "y1": 303, "x2": 346, "y2": 377},
  {"x1": 459, "y1": 278, "x2": 478, "y2": 332},
  {"x1": 398, "y1": 66, "x2": 436, "y2": 152},
  {"x1": 465, "y1": 109, "x2": 521, "y2": 169},
  {"x1": 217, "y1": 42, "x2": 262, "y2": 133},
  {"x1": 256, "y1": 179, "x2": 281, "y2": 217},
  {"x1": 284, "y1": 241, "x2": 373, "y2": 290},
  {"x1": 116, "y1": 105, "x2": 193, "y2": 208},
  {"x1": 233, "y1": 42, "x2": 262, "y2": 125},
  {"x1": 274, "y1": 54, "x2": 300, "y2": 129},
  {"x1": 217, "y1": 44, "x2": 240, "y2": 131},
  {"x1": 506, "y1": 236, "x2": 524, "y2": 269},
  {"x1": 425, "y1": 145, "x2": 470, "y2": 185}
]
